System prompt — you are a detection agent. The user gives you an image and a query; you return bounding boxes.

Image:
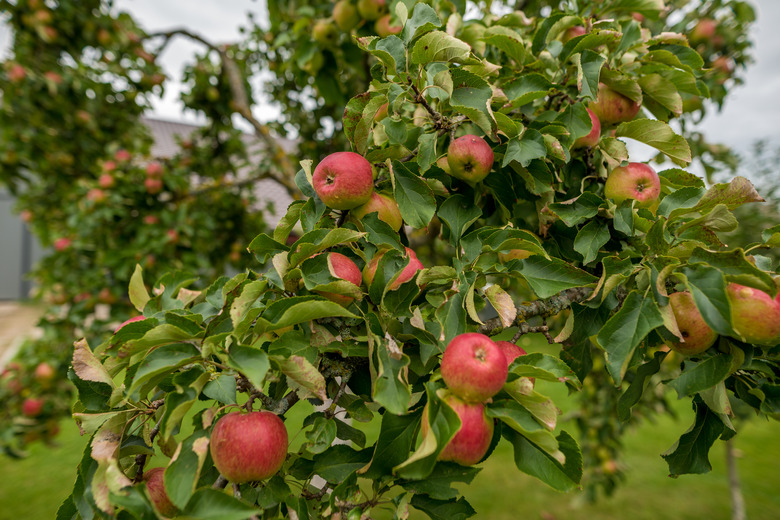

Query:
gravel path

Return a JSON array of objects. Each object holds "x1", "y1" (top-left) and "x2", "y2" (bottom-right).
[{"x1": 0, "y1": 302, "x2": 43, "y2": 370}]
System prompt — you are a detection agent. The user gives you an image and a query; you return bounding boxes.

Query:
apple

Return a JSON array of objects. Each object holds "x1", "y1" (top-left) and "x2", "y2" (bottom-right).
[
  {"x1": 446, "y1": 135, "x2": 494, "y2": 184},
  {"x1": 98, "y1": 173, "x2": 115, "y2": 188},
  {"x1": 210, "y1": 411, "x2": 288, "y2": 483},
  {"x1": 145, "y1": 177, "x2": 163, "y2": 194},
  {"x1": 146, "y1": 162, "x2": 163, "y2": 177},
  {"x1": 726, "y1": 283, "x2": 780, "y2": 345},
  {"x1": 312, "y1": 152, "x2": 374, "y2": 210},
  {"x1": 115, "y1": 149, "x2": 131, "y2": 162},
  {"x1": 314, "y1": 252, "x2": 362, "y2": 306},
  {"x1": 34, "y1": 362, "x2": 56, "y2": 383},
  {"x1": 143, "y1": 467, "x2": 178, "y2": 517},
  {"x1": 440, "y1": 333, "x2": 508, "y2": 402},
  {"x1": 690, "y1": 18, "x2": 717, "y2": 45},
  {"x1": 54, "y1": 237, "x2": 72, "y2": 251},
  {"x1": 44, "y1": 71, "x2": 62, "y2": 84},
  {"x1": 711, "y1": 56, "x2": 734, "y2": 84},
  {"x1": 666, "y1": 292, "x2": 718, "y2": 356},
  {"x1": 421, "y1": 394, "x2": 493, "y2": 466},
  {"x1": 143, "y1": 215, "x2": 159, "y2": 225},
  {"x1": 589, "y1": 83, "x2": 641, "y2": 125},
  {"x1": 313, "y1": 20, "x2": 339, "y2": 47},
  {"x1": 604, "y1": 162, "x2": 660, "y2": 209},
  {"x1": 573, "y1": 107, "x2": 601, "y2": 148},
  {"x1": 363, "y1": 247, "x2": 423, "y2": 289},
  {"x1": 333, "y1": 0, "x2": 361, "y2": 32},
  {"x1": 115, "y1": 315, "x2": 145, "y2": 333},
  {"x1": 8, "y1": 63, "x2": 26, "y2": 83},
  {"x1": 22, "y1": 397, "x2": 44, "y2": 417},
  {"x1": 87, "y1": 188, "x2": 107, "y2": 203},
  {"x1": 19, "y1": 210, "x2": 33, "y2": 223},
  {"x1": 561, "y1": 25, "x2": 586, "y2": 43},
  {"x1": 495, "y1": 341, "x2": 527, "y2": 365},
  {"x1": 349, "y1": 192, "x2": 403, "y2": 231},
  {"x1": 357, "y1": 0, "x2": 387, "y2": 21},
  {"x1": 375, "y1": 15, "x2": 402, "y2": 37},
  {"x1": 98, "y1": 287, "x2": 117, "y2": 304}
]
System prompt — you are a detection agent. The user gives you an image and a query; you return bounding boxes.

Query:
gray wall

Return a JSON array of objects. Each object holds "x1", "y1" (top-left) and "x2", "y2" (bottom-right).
[{"x1": 0, "y1": 189, "x2": 43, "y2": 300}]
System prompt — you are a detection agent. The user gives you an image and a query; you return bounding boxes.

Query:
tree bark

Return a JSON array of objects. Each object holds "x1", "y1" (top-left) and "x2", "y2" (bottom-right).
[{"x1": 726, "y1": 438, "x2": 747, "y2": 520}]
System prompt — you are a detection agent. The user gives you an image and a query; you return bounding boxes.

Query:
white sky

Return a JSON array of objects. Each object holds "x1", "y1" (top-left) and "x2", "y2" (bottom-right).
[{"x1": 0, "y1": 0, "x2": 777, "y2": 152}]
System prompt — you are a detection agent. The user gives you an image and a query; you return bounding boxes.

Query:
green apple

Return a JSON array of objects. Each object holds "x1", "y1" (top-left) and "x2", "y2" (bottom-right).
[
  {"x1": 333, "y1": 0, "x2": 360, "y2": 32},
  {"x1": 589, "y1": 83, "x2": 641, "y2": 125},
  {"x1": 313, "y1": 19, "x2": 339, "y2": 47},
  {"x1": 357, "y1": 0, "x2": 387, "y2": 21}
]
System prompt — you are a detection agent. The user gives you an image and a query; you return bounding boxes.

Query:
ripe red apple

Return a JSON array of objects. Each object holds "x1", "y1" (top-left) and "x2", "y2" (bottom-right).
[
  {"x1": 333, "y1": 0, "x2": 361, "y2": 32},
  {"x1": 145, "y1": 177, "x2": 163, "y2": 194},
  {"x1": 210, "y1": 411, "x2": 288, "y2": 483},
  {"x1": 143, "y1": 215, "x2": 159, "y2": 225},
  {"x1": 22, "y1": 397, "x2": 45, "y2": 417},
  {"x1": 313, "y1": 20, "x2": 339, "y2": 47},
  {"x1": 98, "y1": 173, "x2": 115, "y2": 188},
  {"x1": 350, "y1": 192, "x2": 403, "y2": 231},
  {"x1": 726, "y1": 284, "x2": 780, "y2": 345},
  {"x1": 143, "y1": 467, "x2": 178, "y2": 517},
  {"x1": 375, "y1": 15, "x2": 402, "y2": 37},
  {"x1": 446, "y1": 135, "x2": 494, "y2": 184},
  {"x1": 495, "y1": 341, "x2": 527, "y2": 365},
  {"x1": 115, "y1": 149, "x2": 131, "y2": 162},
  {"x1": 102, "y1": 160, "x2": 117, "y2": 172},
  {"x1": 440, "y1": 333, "x2": 508, "y2": 402},
  {"x1": 86, "y1": 188, "x2": 107, "y2": 203},
  {"x1": 573, "y1": 107, "x2": 601, "y2": 148},
  {"x1": 44, "y1": 71, "x2": 62, "y2": 84},
  {"x1": 8, "y1": 63, "x2": 26, "y2": 83},
  {"x1": 34, "y1": 362, "x2": 56, "y2": 383},
  {"x1": 421, "y1": 394, "x2": 493, "y2": 466},
  {"x1": 54, "y1": 237, "x2": 72, "y2": 251},
  {"x1": 19, "y1": 210, "x2": 33, "y2": 223},
  {"x1": 357, "y1": 0, "x2": 387, "y2": 21},
  {"x1": 690, "y1": 18, "x2": 717, "y2": 45},
  {"x1": 145, "y1": 162, "x2": 163, "y2": 177},
  {"x1": 363, "y1": 247, "x2": 423, "y2": 289},
  {"x1": 561, "y1": 25, "x2": 586, "y2": 43},
  {"x1": 604, "y1": 162, "x2": 660, "y2": 209},
  {"x1": 314, "y1": 252, "x2": 362, "y2": 306},
  {"x1": 666, "y1": 292, "x2": 718, "y2": 356},
  {"x1": 312, "y1": 152, "x2": 374, "y2": 210},
  {"x1": 115, "y1": 315, "x2": 145, "y2": 333},
  {"x1": 589, "y1": 83, "x2": 641, "y2": 125}
]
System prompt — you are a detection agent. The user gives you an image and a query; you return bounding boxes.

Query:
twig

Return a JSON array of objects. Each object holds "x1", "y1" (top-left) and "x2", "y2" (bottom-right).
[
  {"x1": 213, "y1": 475, "x2": 229, "y2": 489},
  {"x1": 132, "y1": 415, "x2": 163, "y2": 484}
]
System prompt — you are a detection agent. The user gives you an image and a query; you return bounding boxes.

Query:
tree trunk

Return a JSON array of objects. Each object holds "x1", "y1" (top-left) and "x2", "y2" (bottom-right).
[{"x1": 726, "y1": 439, "x2": 747, "y2": 520}]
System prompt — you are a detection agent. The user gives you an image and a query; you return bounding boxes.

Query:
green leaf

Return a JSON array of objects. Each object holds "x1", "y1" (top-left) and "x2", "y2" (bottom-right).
[
  {"x1": 573, "y1": 220, "x2": 610, "y2": 265},
  {"x1": 202, "y1": 374, "x2": 237, "y2": 405},
  {"x1": 343, "y1": 92, "x2": 371, "y2": 149},
  {"x1": 305, "y1": 416, "x2": 338, "y2": 454},
  {"x1": 615, "y1": 119, "x2": 691, "y2": 166},
  {"x1": 639, "y1": 73, "x2": 682, "y2": 117},
  {"x1": 256, "y1": 297, "x2": 359, "y2": 334},
  {"x1": 450, "y1": 68, "x2": 496, "y2": 136},
  {"x1": 312, "y1": 445, "x2": 373, "y2": 483},
  {"x1": 273, "y1": 355, "x2": 327, "y2": 401},
  {"x1": 127, "y1": 343, "x2": 201, "y2": 399},
  {"x1": 411, "y1": 31, "x2": 470, "y2": 64},
  {"x1": 410, "y1": 495, "x2": 476, "y2": 520},
  {"x1": 688, "y1": 248, "x2": 776, "y2": 296},
  {"x1": 574, "y1": 49, "x2": 606, "y2": 100},
  {"x1": 596, "y1": 291, "x2": 664, "y2": 385},
  {"x1": 487, "y1": 400, "x2": 561, "y2": 458},
  {"x1": 657, "y1": 187, "x2": 705, "y2": 218},
  {"x1": 481, "y1": 25, "x2": 525, "y2": 62},
  {"x1": 129, "y1": 264, "x2": 150, "y2": 312},
  {"x1": 401, "y1": 3, "x2": 441, "y2": 43},
  {"x1": 362, "y1": 212, "x2": 405, "y2": 251},
  {"x1": 618, "y1": 351, "x2": 667, "y2": 422},
  {"x1": 503, "y1": 429, "x2": 582, "y2": 492},
  {"x1": 680, "y1": 265, "x2": 735, "y2": 337},
  {"x1": 438, "y1": 194, "x2": 482, "y2": 248},
  {"x1": 165, "y1": 432, "x2": 210, "y2": 509},
  {"x1": 503, "y1": 129, "x2": 546, "y2": 168},
  {"x1": 402, "y1": 462, "x2": 480, "y2": 501},
  {"x1": 669, "y1": 353, "x2": 733, "y2": 398},
  {"x1": 227, "y1": 345, "x2": 270, "y2": 390},
  {"x1": 391, "y1": 160, "x2": 437, "y2": 229},
  {"x1": 181, "y1": 488, "x2": 259, "y2": 520},
  {"x1": 515, "y1": 256, "x2": 597, "y2": 298},
  {"x1": 549, "y1": 193, "x2": 603, "y2": 227},
  {"x1": 370, "y1": 327, "x2": 412, "y2": 415},
  {"x1": 369, "y1": 36, "x2": 406, "y2": 76},
  {"x1": 364, "y1": 411, "x2": 420, "y2": 479},
  {"x1": 662, "y1": 399, "x2": 725, "y2": 476},
  {"x1": 417, "y1": 132, "x2": 437, "y2": 174},
  {"x1": 503, "y1": 74, "x2": 553, "y2": 108},
  {"x1": 509, "y1": 353, "x2": 581, "y2": 390},
  {"x1": 668, "y1": 176, "x2": 764, "y2": 222}
]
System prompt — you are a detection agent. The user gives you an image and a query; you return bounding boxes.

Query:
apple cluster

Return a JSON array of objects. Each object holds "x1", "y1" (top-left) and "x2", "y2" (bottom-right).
[{"x1": 313, "y1": 0, "x2": 401, "y2": 47}]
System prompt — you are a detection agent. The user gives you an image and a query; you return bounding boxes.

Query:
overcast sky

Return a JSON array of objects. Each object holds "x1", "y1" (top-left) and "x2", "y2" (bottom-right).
[{"x1": 1, "y1": 0, "x2": 777, "y2": 153}]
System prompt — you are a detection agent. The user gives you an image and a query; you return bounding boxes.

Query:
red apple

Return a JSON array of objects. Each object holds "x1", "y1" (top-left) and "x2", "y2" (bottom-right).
[
  {"x1": 495, "y1": 341, "x2": 527, "y2": 365},
  {"x1": 166, "y1": 229, "x2": 180, "y2": 243},
  {"x1": 446, "y1": 135, "x2": 494, "y2": 184},
  {"x1": 561, "y1": 25, "x2": 586, "y2": 43},
  {"x1": 87, "y1": 188, "x2": 107, "y2": 203},
  {"x1": 210, "y1": 411, "x2": 288, "y2": 483},
  {"x1": 573, "y1": 107, "x2": 601, "y2": 148},
  {"x1": 421, "y1": 394, "x2": 493, "y2": 466},
  {"x1": 54, "y1": 237, "x2": 72, "y2": 251},
  {"x1": 589, "y1": 83, "x2": 641, "y2": 125},
  {"x1": 143, "y1": 467, "x2": 178, "y2": 517},
  {"x1": 22, "y1": 397, "x2": 44, "y2": 417},
  {"x1": 374, "y1": 103, "x2": 389, "y2": 122},
  {"x1": 357, "y1": 0, "x2": 387, "y2": 21},
  {"x1": 604, "y1": 162, "x2": 660, "y2": 209},
  {"x1": 143, "y1": 215, "x2": 159, "y2": 225},
  {"x1": 7, "y1": 63, "x2": 26, "y2": 83},
  {"x1": 666, "y1": 292, "x2": 718, "y2": 356},
  {"x1": 440, "y1": 333, "x2": 508, "y2": 402},
  {"x1": 115, "y1": 149, "x2": 132, "y2": 162},
  {"x1": 34, "y1": 362, "x2": 56, "y2": 383},
  {"x1": 375, "y1": 15, "x2": 402, "y2": 37},
  {"x1": 102, "y1": 160, "x2": 117, "y2": 172},
  {"x1": 726, "y1": 284, "x2": 780, "y2": 346},
  {"x1": 44, "y1": 71, "x2": 62, "y2": 84},
  {"x1": 115, "y1": 315, "x2": 145, "y2": 333},
  {"x1": 350, "y1": 192, "x2": 403, "y2": 231},
  {"x1": 98, "y1": 173, "x2": 115, "y2": 189},
  {"x1": 145, "y1": 177, "x2": 163, "y2": 194},
  {"x1": 314, "y1": 252, "x2": 362, "y2": 306},
  {"x1": 333, "y1": 0, "x2": 361, "y2": 32},
  {"x1": 19, "y1": 210, "x2": 33, "y2": 223},
  {"x1": 312, "y1": 152, "x2": 374, "y2": 210},
  {"x1": 690, "y1": 18, "x2": 717, "y2": 45},
  {"x1": 145, "y1": 162, "x2": 163, "y2": 177},
  {"x1": 363, "y1": 247, "x2": 423, "y2": 290},
  {"x1": 313, "y1": 19, "x2": 339, "y2": 47}
]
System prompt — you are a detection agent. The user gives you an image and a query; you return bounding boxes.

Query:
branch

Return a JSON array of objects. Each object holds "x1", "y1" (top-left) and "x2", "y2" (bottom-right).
[
  {"x1": 132, "y1": 414, "x2": 163, "y2": 484},
  {"x1": 479, "y1": 287, "x2": 593, "y2": 337}
]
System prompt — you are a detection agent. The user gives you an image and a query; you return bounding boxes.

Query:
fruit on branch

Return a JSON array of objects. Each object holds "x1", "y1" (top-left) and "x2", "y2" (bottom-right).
[
  {"x1": 114, "y1": 315, "x2": 145, "y2": 333},
  {"x1": 210, "y1": 411, "x2": 289, "y2": 483},
  {"x1": 144, "y1": 177, "x2": 163, "y2": 194},
  {"x1": 53, "y1": 237, "x2": 72, "y2": 251},
  {"x1": 312, "y1": 152, "x2": 374, "y2": 210},
  {"x1": 441, "y1": 333, "x2": 508, "y2": 402},
  {"x1": 98, "y1": 173, "x2": 115, "y2": 189},
  {"x1": 315, "y1": 252, "x2": 363, "y2": 306},
  {"x1": 34, "y1": 362, "x2": 56, "y2": 383},
  {"x1": 666, "y1": 292, "x2": 718, "y2": 356},
  {"x1": 375, "y1": 15, "x2": 401, "y2": 37},
  {"x1": 333, "y1": 0, "x2": 361, "y2": 32},
  {"x1": 7, "y1": 63, "x2": 26, "y2": 83},
  {"x1": 726, "y1": 283, "x2": 780, "y2": 345},
  {"x1": 86, "y1": 188, "x2": 107, "y2": 203},
  {"x1": 143, "y1": 467, "x2": 178, "y2": 517},
  {"x1": 145, "y1": 162, "x2": 163, "y2": 177},
  {"x1": 561, "y1": 25, "x2": 586, "y2": 43},
  {"x1": 22, "y1": 397, "x2": 44, "y2": 417},
  {"x1": 115, "y1": 149, "x2": 132, "y2": 162},
  {"x1": 573, "y1": 107, "x2": 601, "y2": 148},
  {"x1": 422, "y1": 394, "x2": 493, "y2": 466},
  {"x1": 313, "y1": 20, "x2": 339, "y2": 47},
  {"x1": 495, "y1": 341, "x2": 527, "y2": 365},
  {"x1": 604, "y1": 162, "x2": 660, "y2": 209},
  {"x1": 589, "y1": 83, "x2": 641, "y2": 125},
  {"x1": 711, "y1": 56, "x2": 735, "y2": 84},
  {"x1": 350, "y1": 192, "x2": 403, "y2": 231},
  {"x1": 363, "y1": 247, "x2": 423, "y2": 290},
  {"x1": 357, "y1": 0, "x2": 387, "y2": 21},
  {"x1": 690, "y1": 18, "x2": 717, "y2": 45},
  {"x1": 446, "y1": 135, "x2": 494, "y2": 184}
]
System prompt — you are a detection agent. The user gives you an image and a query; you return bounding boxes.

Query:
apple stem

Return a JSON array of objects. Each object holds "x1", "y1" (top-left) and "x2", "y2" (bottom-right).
[
  {"x1": 232, "y1": 483, "x2": 242, "y2": 499},
  {"x1": 213, "y1": 475, "x2": 228, "y2": 489}
]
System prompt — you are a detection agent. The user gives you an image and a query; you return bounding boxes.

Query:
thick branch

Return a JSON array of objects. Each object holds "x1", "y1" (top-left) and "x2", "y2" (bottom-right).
[{"x1": 479, "y1": 287, "x2": 593, "y2": 337}]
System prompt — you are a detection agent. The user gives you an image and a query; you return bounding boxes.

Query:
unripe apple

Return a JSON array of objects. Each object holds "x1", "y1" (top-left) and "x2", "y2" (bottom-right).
[
  {"x1": 441, "y1": 333, "x2": 508, "y2": 402},
  {"x1": 357, "y1": 0, "x2": 387, "y2": 21},
  {"x1": 22, "y1": 397, "x2": 44, "y2": 417},
  {"x1": 573, "y1": 107, "x2": 601, "y2": 148},
  {"x1": 350, "y1": 192, "x2": 403, "y2": 231},
  {"x1": 690, "y1": 18, "x2": 717, "y2": 45},
  {"x1": 98, "y1": 173, "x2": 115, "y2": 188},
  {"x1": 446, "y1": 135, "x2": 494, "y2": 184},
  {"x1": 312, "y1": 152, "x2": 374, "y2": 210},
  {"x1": 726, "y1": 284, "x2": 780, "y2": 345},
  {"x1": 604, "y1": 162, "x2": 660, "y2": 209},
  {"x1": 314, "y1": 252, "x2": 363, "y2": 306},
  {"x1": 363, "y1": 247, "x2": 423, "y2": 289},
  {"x1": 333, "y1": 0, "x2": 361, "y2": 32},
  {"x1": 589, "y1": 83, "x2": 641, "y2": 125},
  {"x1": 313, "y1": 20, "x2": 339, "y2": 47},
  {"x1": 375, "y1": 15, "x2": 402, "y2": 37},
  {"x1": 34, "y1": 362, "x2": 56, "y2": 383},
  {"x1": 115, "y1": 315, "x2": 145, "y2": 333},
  {"x1": 143, "y1": 467, "x2": 178, "y2": 517},
  {"x1": 421, "y1": 394, "x2": 493, "y2": 465},
  {"x1": 210, "y1": 411, "x2": 288, "y2": 483},
  {"x1": 145, "y1": 177, "x2": 163, "y2": 194},
  {"x1": 54, "y1": 237, "x2": 72, "y2": 251},
  {"x1": 666, "y1": 292, "x2": 718, "y2": 356}
]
